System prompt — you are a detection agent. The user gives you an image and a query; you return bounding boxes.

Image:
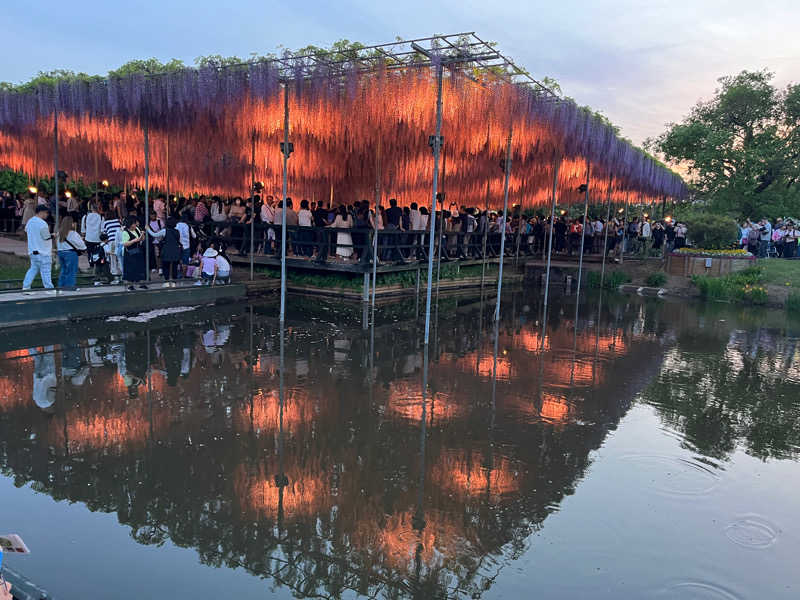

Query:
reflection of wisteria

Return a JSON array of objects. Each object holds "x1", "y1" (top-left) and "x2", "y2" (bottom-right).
[{"x1": 0, "y1": 294, "x2": 698, "y2": 599}]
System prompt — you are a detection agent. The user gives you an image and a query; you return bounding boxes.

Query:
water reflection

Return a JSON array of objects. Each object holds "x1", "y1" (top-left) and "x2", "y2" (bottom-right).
[{"x1": 0, "y1": 295, "x2": 798, "y2": 598}]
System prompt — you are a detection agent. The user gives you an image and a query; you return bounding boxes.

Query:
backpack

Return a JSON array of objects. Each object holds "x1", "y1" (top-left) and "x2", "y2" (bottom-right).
[{"x1": 89, "y1": 244, "x2": 106, "y2": 265}]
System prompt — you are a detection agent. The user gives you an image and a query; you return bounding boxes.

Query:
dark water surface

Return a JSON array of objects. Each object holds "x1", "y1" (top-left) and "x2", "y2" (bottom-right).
[{"x1": 1, "y1": 292, "x2": 799, "y2": 599}]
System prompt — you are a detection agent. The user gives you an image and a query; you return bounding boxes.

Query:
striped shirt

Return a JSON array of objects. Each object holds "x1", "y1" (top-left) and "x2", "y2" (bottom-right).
[{"x1": 102, "y1": 218, "x2": 121, "y2": 244}]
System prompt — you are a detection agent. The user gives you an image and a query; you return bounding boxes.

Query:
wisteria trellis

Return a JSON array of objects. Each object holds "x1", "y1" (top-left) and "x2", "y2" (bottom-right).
[{"x1": 0, "y1": 57, "x2": 686, "y2": 208}]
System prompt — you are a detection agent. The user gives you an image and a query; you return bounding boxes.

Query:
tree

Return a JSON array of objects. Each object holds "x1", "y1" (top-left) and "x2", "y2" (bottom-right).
[{"x1": 650, "y1": 70, "x2": 800, "y2": 219}]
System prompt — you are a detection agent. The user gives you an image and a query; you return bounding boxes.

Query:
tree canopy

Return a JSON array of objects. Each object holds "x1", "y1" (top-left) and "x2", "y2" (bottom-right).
[{"x1": 650, "y1": 70, "x2": 800, "y2": 219}]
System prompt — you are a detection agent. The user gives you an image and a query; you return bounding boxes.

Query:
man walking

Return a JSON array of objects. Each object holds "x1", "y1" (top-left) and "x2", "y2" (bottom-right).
[{"x1": 23, "y1": 205, "x2": 55, "y2": 292}]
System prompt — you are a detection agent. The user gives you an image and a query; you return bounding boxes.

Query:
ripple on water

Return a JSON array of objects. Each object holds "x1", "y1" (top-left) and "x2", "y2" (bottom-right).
[
  {"x1": 663, "y1": 581, "x2": 743, "y2": 600},
  {"x1": 619, "y1": 454, "x2": 721, "y2": 497},
  {"x1": 724, "y1": 514, "x2": 780, "y2": 550}
]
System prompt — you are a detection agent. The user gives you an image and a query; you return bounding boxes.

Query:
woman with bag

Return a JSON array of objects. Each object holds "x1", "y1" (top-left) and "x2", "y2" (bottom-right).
[
  {"x1": 148, "y1": 217, "x2": 182, "y2": 287},
  {"x1": 121, "y1": 215, "x2": 147, "y2": 291},
  {"x1": 56, "y1": 216, "x2": 86, "y2": 289}
]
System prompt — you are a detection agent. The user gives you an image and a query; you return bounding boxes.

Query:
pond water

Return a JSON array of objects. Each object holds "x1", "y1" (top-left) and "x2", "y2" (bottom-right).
[{"x1": 0, "y1": 291, "x2": 799, "y2": 599}]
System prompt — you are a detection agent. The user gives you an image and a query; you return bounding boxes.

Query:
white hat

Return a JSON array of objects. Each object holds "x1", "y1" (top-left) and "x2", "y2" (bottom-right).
[{"x1": 203, "y1": 248, "x2": 219, "y2": 258}]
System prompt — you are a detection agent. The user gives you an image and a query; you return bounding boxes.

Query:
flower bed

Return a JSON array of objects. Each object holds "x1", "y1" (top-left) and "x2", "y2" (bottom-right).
[
  {"x1": 674, "y1": 248, "x2": 752, "y2": 258},
  {"x1": 667, "y1": 249, "x2": 756, "y2": 277}
]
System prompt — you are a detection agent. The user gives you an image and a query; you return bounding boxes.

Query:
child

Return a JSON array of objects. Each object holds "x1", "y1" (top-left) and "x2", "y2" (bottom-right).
[
  {"x1": 91, "y1": 233, "x2": 112, "y2": 285},
  {"x1": 197, "y1": 243, "x2": 219, "y2": 286},
  {"x1": 215, "y1": 246, "x2": 232, "y2": 284}
]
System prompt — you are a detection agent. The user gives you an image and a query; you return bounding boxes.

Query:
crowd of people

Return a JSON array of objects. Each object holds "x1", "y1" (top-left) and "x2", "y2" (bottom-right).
[
  {"x1": 739, "y1": 218, "x2": 800, "y2": 259},
  {"x1": 6, "y1": 182, "x2": 798, "y2": 294}
]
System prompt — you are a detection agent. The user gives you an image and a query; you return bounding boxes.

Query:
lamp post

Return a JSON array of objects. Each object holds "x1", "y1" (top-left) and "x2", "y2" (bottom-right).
[
  {"x1": 279, "y1": 82, "x2": 292, "y2": 325},
  {"x1": 494, "y1": 126, "x2": 513, "y2": 322},
  {"x1": 422, "y1": 60, "x2": 444, "y2": 347}
]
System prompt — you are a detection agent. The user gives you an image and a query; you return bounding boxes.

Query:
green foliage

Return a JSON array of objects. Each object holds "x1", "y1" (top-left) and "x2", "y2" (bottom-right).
[
  {"x1": 681, "y1": 210, "x2": 738, "y2": 249},
  {"x1": 645, "y1": 271, "x2": 668, "y2": 287},
  {"x1": 109, "y1": 58, "x2": 186, "y2": 78},
  {"x1": 787, "y1": 292, "x2": 800, "y2": 314},
  {"x1": 0, "y1": 170, "x2": 29, "y2": 195},
  {"x1": 652, "y1": 70, "x2": 800, "y2": 219},
  {"x1": 586, "y1": 270, "x2": 631, "y2": 289},
  {"x1": 692, "y1": 267, "x2": 767, "y2": 304}
]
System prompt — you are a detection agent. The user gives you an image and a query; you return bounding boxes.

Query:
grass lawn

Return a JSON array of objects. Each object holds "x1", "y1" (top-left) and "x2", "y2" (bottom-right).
[
  {"x1": 759, "y1": 259, "x2": 800, "y2": 289},
  {"x1": 0, "y1": 253, "x2": 33, "y2": 282}
]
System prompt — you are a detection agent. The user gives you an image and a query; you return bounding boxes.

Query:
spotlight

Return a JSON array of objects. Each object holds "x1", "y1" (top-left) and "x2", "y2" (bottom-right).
[
  {"x1": 560, "y1": 210, "x2": 566, "y2": 216},
  {"x1": 65, "y1": 191, "x2": 72, "y2": 199},
  {"x1": 664, "y1": 216, "x2": 673, "y2": 223},
  {"x1": 618, "y1": 208, "x2": 624, "y2": 214},
  {"x1": 643, "y1": 212, "x2": 649, "y2": 218},
  {"x1": 102, "y1": 180, "x2": 109, "y2": 187},
  {"x1": 28, "y1": 186, "x2": 38, "y2": 194}
]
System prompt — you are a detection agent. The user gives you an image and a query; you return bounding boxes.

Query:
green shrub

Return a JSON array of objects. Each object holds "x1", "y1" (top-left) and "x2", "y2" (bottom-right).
[
  {"x1": 787, "y1": 292, "x2": 800, "y2": 314},
  {"x1": 683, "y1": 212, "x2": 738, "y2": 249},
  {"x1": 586, "y1": 270, "x2": 631, "y2": 290},
  {"x1": 692, "y1": 266, "x2": 767, "y2": 304},
  {"x1": 645, "y1": 271, "x2": 667, "y2": 287}
]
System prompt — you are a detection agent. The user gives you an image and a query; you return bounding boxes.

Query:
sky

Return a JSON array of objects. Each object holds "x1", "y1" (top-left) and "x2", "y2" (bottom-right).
[{"x1": 3, "y1": 0, "x2": 799, "y2": 145}]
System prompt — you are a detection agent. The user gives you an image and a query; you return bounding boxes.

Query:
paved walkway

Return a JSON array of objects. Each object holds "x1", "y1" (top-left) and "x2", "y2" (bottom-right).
[{"x1": 0, "y1": 235, "x2": 91, "y2": 270}]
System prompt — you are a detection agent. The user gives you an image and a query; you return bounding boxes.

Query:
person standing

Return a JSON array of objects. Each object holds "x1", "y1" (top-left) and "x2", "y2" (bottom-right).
[
  {"x1": 81, "y1": 202, "x2": 103, "y2": 267},
  {"x1": 121, "y1": 215, "x2": 147, "y2": 291},
  {"x1": 640, "y1": 217, "x2": 652, "y2": 257},
  {"x1": 175, "y1": 214, "x2": 195, "y2": 277},
  {"x1": 22, "y1": 205, "x2": 55, "y2": 292},
  {"x1": 783, "y1": 221, "x2": 799, "y2": 259},
  {"x1": 148, "y1": 216, "x2": 182, "y2": 286},
  {"x1": 56, "y1": 216, "x2": 86, "y2": 289},
  {"x1": 758, "y1": 218, "x2": 772, "y2": 258}
]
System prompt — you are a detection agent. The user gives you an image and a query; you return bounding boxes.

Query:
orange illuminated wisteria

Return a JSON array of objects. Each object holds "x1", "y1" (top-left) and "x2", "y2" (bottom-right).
[{"x1": 0, "y1": 65, "x2": 682, "y2": 208}]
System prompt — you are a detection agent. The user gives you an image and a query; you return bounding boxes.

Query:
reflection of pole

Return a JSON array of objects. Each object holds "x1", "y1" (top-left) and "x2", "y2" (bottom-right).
[
  {"x1": 250, "y1": 129, "x2": 256, "y2": 281},
  {"x1": 413, "y1": 343, "x2": 430, "y2": 535},
  {"x1": 576, "y1": 160, "x2": 590, "y2": 297},
  {"x1": 494, "y1": 126, "x2": 513, "y2": 321},
  {"x1": 423, "y1": 62, "x2": 444, "y2": 346},
  {"x1": 144, "y1": 125, "x2": 150, "y2": 283},
  {"x1": 276, "y1": 324, "x2": 287, "y2": 530},
  {"x1": 279, "y1": 83, "x2": 290, "y2": 324},
  {"x1": 542, "y1": 158, "x2": 561, "y2": 312}
]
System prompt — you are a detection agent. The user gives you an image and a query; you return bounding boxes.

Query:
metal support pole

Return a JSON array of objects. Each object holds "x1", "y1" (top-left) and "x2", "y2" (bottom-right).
[
  {"x1": 143, "y1": 125, "x2": 150, "y2": 283},
  {"x1": 435, "y1": 140, "x2": 447, "y2": 299},
  {"x1": 93, "y1": 145, "x2": 99, "y2": 206},
  {"x1": 165, "y1": 136, "x2": 170, "y2": 217},
  {"x1": 480, "y1": 176, "x2": 490, "y2": 292},
  {"x1": 423, "y1": 63, "x2": 444, "y2": 347},
  {"x1": 575, "y1": 160, "x2": 590, "y2": 297},
  {"x1": 620, "y1": 192, "x2": 630, "y2": 265},
  {"x1": 494, "y1": 126, "x2": 513, "y2": 322},
  {"x1": 371, "y1": 140, "x2": 381, "y2": 321},
  {"x1": 600, "y1": 196, "x2": 612, "y2": 287},
  {"x1": 53, "y1": 111, "x2": 59, "y2": 229},
  {"x1": 250, "y1": 129, "x2": 256, "y2": 281},
  {"x1": 542, "y1": 158, "x2": 561, "y2": 311},
  {"x1": 279, "y1": 83, "x2": 290, "y2": 324}
]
